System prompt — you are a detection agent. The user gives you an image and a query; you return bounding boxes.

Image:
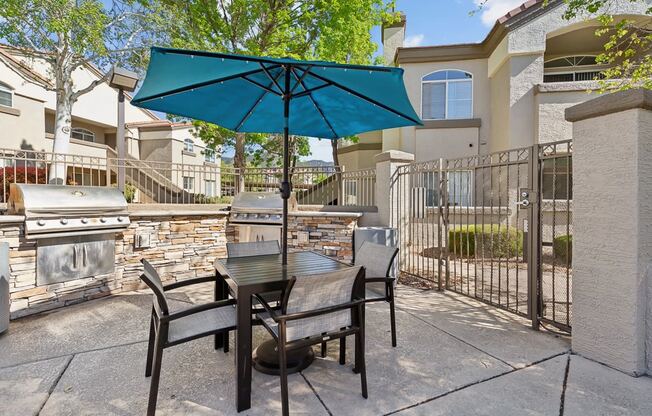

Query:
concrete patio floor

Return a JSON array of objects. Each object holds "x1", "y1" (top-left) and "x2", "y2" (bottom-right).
[{"x1": 1, "y1": 284, "x2": 651, "y2": 415}]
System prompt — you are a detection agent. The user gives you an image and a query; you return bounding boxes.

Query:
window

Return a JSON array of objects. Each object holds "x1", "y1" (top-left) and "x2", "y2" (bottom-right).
[
  {"x1": 183, "y1": 176, "x2": 194, "y2": 191},
  {"x1": 0, "y1": 82, "x2": 13, "y2": 107},
  {"x1": 205, "y1": 179, "x2": 216, "y2": 197},
  {"x1": 414, "y1": 170, "x2": 473, "y2": 208},
  {"x1": 541, "y1": 158, "x2": 572, "y2": 200},
  {"x1": 71, "y1": 128, "x2": 95, "y2": 142},
  {"x1": 204, "y1": 148, "x2": 216, "y2": 163},
  {"x1": 421, "y1": 70, "x2": 472, "y2": 120},
  {"x1": 183, "y1": 138, "x2": 194, "y2": 152},
  {"x1": 543, "y1": 55, "x2": 605, "y2": 83}
]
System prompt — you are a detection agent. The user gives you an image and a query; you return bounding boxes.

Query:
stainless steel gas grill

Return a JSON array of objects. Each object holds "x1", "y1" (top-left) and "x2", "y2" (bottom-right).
[
  {"x1": 8, "y1": 184, "x2": 130, "y2": 239},
  {"x1": 8, "y1": 184, "x2": 130, "y2": 285},
  {"x1": 229, "y1": 192, "x2": 297, "y2": 243}
]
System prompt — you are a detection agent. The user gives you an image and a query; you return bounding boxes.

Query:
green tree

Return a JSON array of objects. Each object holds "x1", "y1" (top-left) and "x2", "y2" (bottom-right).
[
  {"x1": 0, "y1": 0, "x2": 170, "y2": 183},
  {"x1": 163, "y1": 0, "x2": 396, "y2": 171}
]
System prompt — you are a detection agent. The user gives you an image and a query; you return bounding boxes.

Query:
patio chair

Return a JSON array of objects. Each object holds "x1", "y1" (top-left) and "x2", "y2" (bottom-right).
[
  {"x1": 140, "y1": 259, "x2": 237, "y2": 416},
  {"x1": 225, "y1": 241, "x2": 283, "y2": 308},
  {"x1": 324, "y1": 241, "x2": 399, "y2": 361},
  {"x1": 255, "y1": 266, "x2": 367, "y2": 416}
]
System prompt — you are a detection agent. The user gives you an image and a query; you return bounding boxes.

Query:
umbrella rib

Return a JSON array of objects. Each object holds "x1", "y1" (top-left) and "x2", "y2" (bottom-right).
[
  {"x1": 289, "y1": 65, "x2": 313, "y2": 95},
  {"x1": 242, "y1": 76, "x2": 282, "y2": 96},
  {"x1": 299, "y1": 68, "x2": 422, "y2": 125},
  {"x1": 290, "y1": 67, "x2": 338, "y2": 138},
  {"x1": 291, "y1": 83, "x2": 330, "y2": 98},
  {"x1": 259, "y1": 63, "x2": 284, "y2": 95},
  {"x1": 132, "y1": 65, "x2": 280, "y2": 103},
  {"x1": 235, "y1": 69, "x2": 285, "y2": 131}
]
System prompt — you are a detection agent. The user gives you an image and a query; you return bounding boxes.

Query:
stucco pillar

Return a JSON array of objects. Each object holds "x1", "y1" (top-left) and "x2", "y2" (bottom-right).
[
  {"x1": 508, "y1": 53, "x2": 544, "y2": 149},
  {"x1": 565, "y1": 89, "x2": 652, "y2": 376},
  {"x1": 374, "y1": 150, "x2": 415, "y2": 227}
]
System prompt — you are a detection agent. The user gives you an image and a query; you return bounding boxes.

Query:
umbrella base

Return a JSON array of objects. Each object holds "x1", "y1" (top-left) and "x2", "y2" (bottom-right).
[{"x1": 253, "y1": 339, "x2": 315, "y2": 375}]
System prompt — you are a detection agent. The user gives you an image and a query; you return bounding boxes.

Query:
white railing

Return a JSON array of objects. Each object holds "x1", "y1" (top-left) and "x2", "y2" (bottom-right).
[{"x1": 0, "y1": 147, "x2": 376, "y2": 207}]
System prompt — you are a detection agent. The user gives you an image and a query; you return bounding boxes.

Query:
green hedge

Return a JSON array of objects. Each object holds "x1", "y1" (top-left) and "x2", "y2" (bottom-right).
[
  {"x1": 448, "y1": 225, "x2": 523, "y2": 258},
  {"x1": 553, "y1": 234, "x2": 572, "y2": 265}
]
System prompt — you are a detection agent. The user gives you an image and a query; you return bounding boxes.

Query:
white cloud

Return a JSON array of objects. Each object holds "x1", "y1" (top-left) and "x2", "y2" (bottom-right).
[
  {"x1": 474, "y1": 0, "x2": 525, "y2": 27},
  {"x1": 300, "y1": 138, "x2": 334, "y2": 162},
  {"x1": 404, "y1": 34, "x2": 425, "y2": 48}
]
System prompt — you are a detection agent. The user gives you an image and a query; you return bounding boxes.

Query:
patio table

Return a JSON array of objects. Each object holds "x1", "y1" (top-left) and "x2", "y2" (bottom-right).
[{"x1": 214, "y1": 250, "x2": 359, "y2": 412}]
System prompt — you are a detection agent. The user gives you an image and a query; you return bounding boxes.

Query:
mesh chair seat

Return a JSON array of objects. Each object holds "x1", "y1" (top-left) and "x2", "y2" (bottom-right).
[{"x1": 168, "y1": 305, "x2": 236, "y2": 344}]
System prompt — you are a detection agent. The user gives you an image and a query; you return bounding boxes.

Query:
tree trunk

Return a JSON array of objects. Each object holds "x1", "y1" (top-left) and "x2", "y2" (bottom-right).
[
  {"x1": 49, "y1": 84, "x2": 74, "y2": 184},
  {"x1": 234, "y1": 132, "x2": 246, "y2": 192},
  {"x1": 331, "y1": 139, "x2": 339, "y2": 167}
]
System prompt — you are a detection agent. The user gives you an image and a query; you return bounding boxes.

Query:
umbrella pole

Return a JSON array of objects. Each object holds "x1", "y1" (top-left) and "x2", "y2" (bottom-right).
[{"x1": 281, "y1": 65, "x2": 291, "y2": 265}]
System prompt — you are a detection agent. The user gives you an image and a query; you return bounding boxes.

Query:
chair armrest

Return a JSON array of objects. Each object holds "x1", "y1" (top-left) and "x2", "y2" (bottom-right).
[
  {"x1": 277, "y1": 298, "x2": 366, "y2": 322},
  {"x1": 165, "y1": 298, "x2": 237, "y2": 321},
  {"x1": 365, "y1": 277, "x2": 394, "y2": 284},
  {"x1": 163, "y1": 275, "x2": 218, "y2": 291},
  {"x1": 253, "y1": 294, "x2": 280, "y2": 321}
]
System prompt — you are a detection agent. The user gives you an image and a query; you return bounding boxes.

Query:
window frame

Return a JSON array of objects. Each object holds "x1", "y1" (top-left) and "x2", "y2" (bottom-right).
[
  {"x1": 420, "y1": 69, "x2": 473, "y2": 121},
  {"x1": 0, "y1": 82, "x2": 14, "y2": 108},
  {"x1": 183, "y1": 138, "x2": 195, "y2": 153},
  {"x1": 183, "y1": 176, "x2": 194, "y2": 191},
  {"x1": 543, "y1": 55, "x2": 607, "y2": 83},
  {"x1": 71, "y1": 127, "x2": 96, "y2": 143},
  {"x1": 204, "y1": 148, "x2": 217, "y2": 163}
]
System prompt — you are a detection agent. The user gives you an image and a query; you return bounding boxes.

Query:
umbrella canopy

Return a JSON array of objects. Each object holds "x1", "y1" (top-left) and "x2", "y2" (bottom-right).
[{"x1": 132, "y1": 47, "x2": 422, "y2": 263}]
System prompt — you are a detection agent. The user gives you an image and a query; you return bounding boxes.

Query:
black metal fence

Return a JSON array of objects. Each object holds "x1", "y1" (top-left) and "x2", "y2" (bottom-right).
[{"x1": 390, "y1": 140, "x2": 572, "y2": 332}]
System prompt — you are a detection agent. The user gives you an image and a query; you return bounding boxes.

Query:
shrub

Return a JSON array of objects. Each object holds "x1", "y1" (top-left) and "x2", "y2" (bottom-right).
[
  {"x1": 553, "y1": 234, "x2": 572, "y2": 265},
  {"x1": 0, "y1": 166, "x2": 47, "y2": 202},
  {"x1": 123, "y1": 182, "x2": 137, "y2": 203},
  {"x1": 448, "y1": 224, "x2": 523, "y2": 258}
]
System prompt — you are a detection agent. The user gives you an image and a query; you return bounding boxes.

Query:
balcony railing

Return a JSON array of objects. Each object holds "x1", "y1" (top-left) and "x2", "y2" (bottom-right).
[{"x1": 0, "y1": 147, "x2": 376, "y2": 207}]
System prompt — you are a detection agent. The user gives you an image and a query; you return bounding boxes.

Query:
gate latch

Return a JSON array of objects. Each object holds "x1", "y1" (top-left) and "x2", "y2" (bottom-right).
[{"x1": 517, "y1": 188, "x2": 536, "y2": 209}]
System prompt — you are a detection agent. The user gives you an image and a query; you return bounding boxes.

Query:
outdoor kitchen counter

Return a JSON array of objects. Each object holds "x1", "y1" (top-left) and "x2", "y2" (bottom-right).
[{"x1": 290, "y1": 210, "x2": 363, "y2": 218}]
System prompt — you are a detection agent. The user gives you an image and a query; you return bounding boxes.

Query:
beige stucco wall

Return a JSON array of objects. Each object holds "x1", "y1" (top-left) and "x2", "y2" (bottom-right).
[
  {"x1": 569, "y1": 95, "x2": 652, "y2": 375},
  {"x1": 489, "y1": 60, "x2": 510, "y2": 153},
  {"x1": 535, "y1": 86, "x2": 602, "y2": 143},
  {"x1": 0, "y1": 94, "x2": 46, "y2": 151},
  {"x1": 414, "y1": 127, "x2": 478, "y2": 162}
]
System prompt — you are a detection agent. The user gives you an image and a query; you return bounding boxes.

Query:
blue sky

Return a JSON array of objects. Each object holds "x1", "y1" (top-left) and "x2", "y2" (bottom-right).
[{"x1": 305, "y1": 0, "x2": 525, "y2": 162}]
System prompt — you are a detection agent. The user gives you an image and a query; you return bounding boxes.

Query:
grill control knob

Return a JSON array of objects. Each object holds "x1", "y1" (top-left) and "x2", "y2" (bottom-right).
[
  {"x1": 60, "y1": 218, "x2": 68, "y2": 225},
  {"x1": 81, "y1": 218, "x2": 89, "y2": 224},
  {"x1": 100, "y1": 217, "x2": 107, "y2": 223},
  {"x1": 117, "y1": 216, "x2": 124, "y2": 222},
  {"x1": 37, "y1": 219, "x2": 46, "y2": 226}
]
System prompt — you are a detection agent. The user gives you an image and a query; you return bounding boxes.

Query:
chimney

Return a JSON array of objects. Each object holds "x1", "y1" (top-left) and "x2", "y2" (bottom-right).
[{"x1": 381, "y1": 13, "x2": 406, "y2": 66}]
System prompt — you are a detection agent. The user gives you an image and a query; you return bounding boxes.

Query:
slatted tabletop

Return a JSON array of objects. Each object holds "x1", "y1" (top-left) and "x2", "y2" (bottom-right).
[{"x1": 215, "y1": 251, "x2": 350, "y2": 287}]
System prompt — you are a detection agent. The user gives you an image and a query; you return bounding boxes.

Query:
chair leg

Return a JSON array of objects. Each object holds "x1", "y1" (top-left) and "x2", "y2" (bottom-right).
[
  {"x1": 388, "y1": 283, "x2": 397, "y2": 347},
  {"x1": 145, "y1": 312, "x2": 155, "y2": 377},
  {"x1": 357, "y1": 328, "x2": 368, "y2": 399},
  {"x1": 339, "y1": 337, "x2": 346, "y2": 365},
  {"x1": 147, "y1": 329, "x2": 165, "y2": 416},
  {"x1": 321, "y1": 341, "x2": 327, "y2": 358},
  {"x1": 223, "y1": 330, "x2": 230, "y2": 353},
  {"x1": 278, "y1": 332, "x2": 289, "y2": 416}
]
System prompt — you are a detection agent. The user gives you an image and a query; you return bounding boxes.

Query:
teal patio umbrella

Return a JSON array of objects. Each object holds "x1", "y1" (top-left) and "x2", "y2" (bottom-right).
[{"x1": 132, "y1": 47, "x2": 422, "y2": 264}]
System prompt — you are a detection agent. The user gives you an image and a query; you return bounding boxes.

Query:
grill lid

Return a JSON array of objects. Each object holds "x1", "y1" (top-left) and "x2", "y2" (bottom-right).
[
  {"x1": 9, "y1": 184, "x2": 128, "y2": 216},
  {"x1": 230, "y1": 191, "x2": 297, "y2": 213},
  {"x1": 8, "y1": 184, "x2": 130, "y2": 239}
]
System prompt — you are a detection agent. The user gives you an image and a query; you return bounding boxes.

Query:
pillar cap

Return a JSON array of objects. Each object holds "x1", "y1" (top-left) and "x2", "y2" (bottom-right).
[
  {"x1": 565, "y1": 88, "x2": 652, "y2": 122},
  {"x1": 374, "y1": 150, "x2": 415, "y2": 164}
]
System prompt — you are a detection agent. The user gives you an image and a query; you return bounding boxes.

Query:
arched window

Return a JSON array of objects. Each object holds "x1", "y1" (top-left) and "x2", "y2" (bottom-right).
[
  {"x1": 543, "y1": 55, "x2": 604, "y2": 83},
  {"x1": 421, "y1": 70, "x2": 473, "y2": 120},
  {"x1": 71, "y1": 127, "x2": 95, "y2": 142},
  {"x1": 0, "y1": 82, "x2": 13, "y2": 107},
  {"x1": 184, "y1": 138, "x2": 194, "y2": 152}
]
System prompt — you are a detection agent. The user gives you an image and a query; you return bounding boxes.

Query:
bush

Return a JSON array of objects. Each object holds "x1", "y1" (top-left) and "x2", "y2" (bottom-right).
[
  {"x1": 0, "y1": 166, "x2": 47, "y2": 202},
  {"x1": 553, "y1": 234, "x2": 572, "y2": 265},
  {"x1": 123, "y1": 182, "x2": 137, "y2": 203},
  {"x1": 448, "y1": 224, "x2": 523, "y2": 258}
]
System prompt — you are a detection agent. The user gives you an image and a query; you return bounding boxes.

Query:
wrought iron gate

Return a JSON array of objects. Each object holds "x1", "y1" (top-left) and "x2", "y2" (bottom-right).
[{"x1": 390, "y1": 140, "x2": 572, "y2": 332}]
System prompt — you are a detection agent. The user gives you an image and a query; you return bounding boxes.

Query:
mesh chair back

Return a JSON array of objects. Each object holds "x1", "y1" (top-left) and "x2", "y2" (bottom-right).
[
  {"x1": 283, "y1": 266, "x2": 363, "y2": 342},
  {"x1": 354, "y1": 242, "x2": 399, "y2": 278},
  {"x1": 226, "y1": 241, "x2": 280, "y2": 258},
  {"x1": 140, "y1": 259, "x2": 170, "y2": 315}
]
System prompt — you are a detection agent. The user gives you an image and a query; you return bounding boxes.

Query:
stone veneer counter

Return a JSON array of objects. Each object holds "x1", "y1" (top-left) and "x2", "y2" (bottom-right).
[{"x1": 0, "y1": 209, "x2": 361, "y2": 318}]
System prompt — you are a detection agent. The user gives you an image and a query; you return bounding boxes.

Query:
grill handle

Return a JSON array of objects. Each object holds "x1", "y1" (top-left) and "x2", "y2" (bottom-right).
[{"x1": 72, "y1": 246, "x2": 78, "y2": 270}]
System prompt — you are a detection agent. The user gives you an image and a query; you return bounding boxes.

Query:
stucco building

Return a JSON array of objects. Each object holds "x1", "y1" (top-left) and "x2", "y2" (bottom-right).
[
  {"x1": 0, "y1": 45, "x2": 220, "y2": 197},
  {"x1": 337, "y1": 0, "x2": 651, "y2": 170}
]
